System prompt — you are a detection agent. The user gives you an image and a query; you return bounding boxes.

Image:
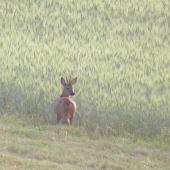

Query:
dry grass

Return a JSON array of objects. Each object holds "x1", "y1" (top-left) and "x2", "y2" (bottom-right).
[{"x1": 0, "y1": 113, "x2": 170, "y2": 170}]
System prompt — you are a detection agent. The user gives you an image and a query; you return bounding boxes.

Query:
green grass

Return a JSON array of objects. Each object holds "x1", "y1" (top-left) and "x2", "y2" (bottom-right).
[
  {"x1": 0, "y1": 113, "x2": 170, "y2": 170},
  {"x1": 0, "y1": 0, "x2": 170, "y2": 149}
]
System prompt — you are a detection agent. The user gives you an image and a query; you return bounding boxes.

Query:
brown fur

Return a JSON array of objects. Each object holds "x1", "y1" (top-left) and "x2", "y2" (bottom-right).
[{"x1": 54, "y1": 77, "x2": 77, "y2": 125}]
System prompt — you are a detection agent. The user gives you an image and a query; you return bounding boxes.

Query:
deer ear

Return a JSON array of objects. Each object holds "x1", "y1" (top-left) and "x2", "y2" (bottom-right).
[
  {"x1": 61, "y1": 77, "x2": 66, "y2": 85},
  {"x1": 71, "y1": 77, "x2": 77, "y2": 85}
]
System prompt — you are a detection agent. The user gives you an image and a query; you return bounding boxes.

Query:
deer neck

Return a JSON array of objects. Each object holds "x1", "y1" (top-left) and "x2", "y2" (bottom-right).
[{"x1": 60, "y1": 91, "x2": 70, "y2": 98}]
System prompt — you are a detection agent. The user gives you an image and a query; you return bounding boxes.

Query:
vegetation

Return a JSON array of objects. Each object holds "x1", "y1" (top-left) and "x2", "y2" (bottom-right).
[
  {"x1": 0, "y1": 0, "x2": 170, "y2": 160},
  {"x1": 0, "y1": 0, "x2": 170, "y2": 169},
  {"x1": 0, "y1": 113, "x2": 170, "y2": 170}
]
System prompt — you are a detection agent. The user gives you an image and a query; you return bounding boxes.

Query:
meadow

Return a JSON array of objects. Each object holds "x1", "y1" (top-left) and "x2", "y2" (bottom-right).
[
  {"x1": 0, "y1": 113, "x2": 170, "y2": 170},
  {"x1": 0, "y1": 0, "x2": 170, "y2": 169}
]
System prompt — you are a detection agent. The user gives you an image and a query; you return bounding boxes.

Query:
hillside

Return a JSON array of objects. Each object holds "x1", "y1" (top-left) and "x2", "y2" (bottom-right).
[{"x1": 0, "y1": 0, "x2": 170, "y2": 156}]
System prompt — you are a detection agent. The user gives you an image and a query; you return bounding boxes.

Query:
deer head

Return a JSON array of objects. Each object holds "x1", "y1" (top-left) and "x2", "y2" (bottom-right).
[{"x1": 60, "y1": 76, "x2": 77, "y2": 97}]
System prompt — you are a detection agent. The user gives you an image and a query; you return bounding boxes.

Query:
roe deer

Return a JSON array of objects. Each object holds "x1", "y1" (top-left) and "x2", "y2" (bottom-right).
[{"x1": 54, "y1": 76, "x2": 77, "y2": 125}]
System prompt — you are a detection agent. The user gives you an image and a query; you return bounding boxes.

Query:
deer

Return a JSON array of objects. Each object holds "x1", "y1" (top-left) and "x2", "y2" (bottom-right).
[{"x1": 54, "y1": 76, "x2": 77, "y2": 125}]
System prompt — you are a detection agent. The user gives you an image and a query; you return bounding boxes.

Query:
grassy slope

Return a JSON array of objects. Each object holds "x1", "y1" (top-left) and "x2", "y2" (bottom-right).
[
  {"x1": 0, "y1": 113, "x2": 170, "y2": 170},
  {"x1": 0, "y1": 1, "x2": 170, "y2": 169},
  {"x1": 0, "y1": 0, "x2": 170, "y2": 126},
  {"x1": 0, "y1": 0, "x2": 170, "y2": 140}
]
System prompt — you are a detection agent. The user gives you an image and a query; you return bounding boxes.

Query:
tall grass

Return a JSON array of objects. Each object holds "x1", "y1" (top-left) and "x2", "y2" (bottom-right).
[{"x1": 0, "y1": 0, "x2": 170, "y2": 140}]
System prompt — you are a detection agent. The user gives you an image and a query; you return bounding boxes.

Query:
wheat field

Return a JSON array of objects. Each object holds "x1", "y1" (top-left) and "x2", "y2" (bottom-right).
[{"x1": 0, "y1": 0, "x2": 170, "y2": 140}]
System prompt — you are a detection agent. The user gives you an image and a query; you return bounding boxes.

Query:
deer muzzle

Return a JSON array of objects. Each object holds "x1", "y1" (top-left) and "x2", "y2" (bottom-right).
[{"x1": 70, "y1": 92, "x2": 75, "y2": 96}]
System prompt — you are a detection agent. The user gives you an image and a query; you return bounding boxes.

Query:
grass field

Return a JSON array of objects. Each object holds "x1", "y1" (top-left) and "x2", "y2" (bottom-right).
[
  {"x1": 0, "y1": 113, "x2": 170, "y2": 170},
  {"x1": 0, "y1": 0, "x2": 170, "y2": 169},
  {"x1": 1, "y1": 0, "x2": 170, "y2": 139}
]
